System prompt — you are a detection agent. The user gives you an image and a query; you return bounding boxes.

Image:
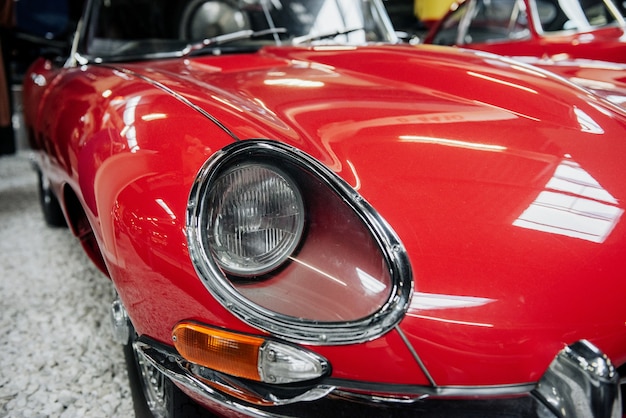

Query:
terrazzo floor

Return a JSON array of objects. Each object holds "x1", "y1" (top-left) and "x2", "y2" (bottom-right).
[{"x1": 0, "y1": 152, "x2": 135, "y2": 417}]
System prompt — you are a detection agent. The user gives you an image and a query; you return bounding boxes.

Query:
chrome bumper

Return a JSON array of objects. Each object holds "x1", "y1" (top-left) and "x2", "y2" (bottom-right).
[
  {"x1": 534, "y1": 339, "x2": 622, "y2": 418},
  {"x1": 135, "y1": 337, "x2": 623, "y2": 418}
]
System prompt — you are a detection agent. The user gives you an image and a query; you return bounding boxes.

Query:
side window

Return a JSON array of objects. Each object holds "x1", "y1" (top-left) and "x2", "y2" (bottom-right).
[
  {"x1": 538, "y1": 0, "x2": 620, "y2": 33},
  {"x1": 432, "y1": 0, "x2": 530, "y2": 46},
  {"x1": 431, "y1": 4, "x2": 468, "y2": 45},
  {"x1": 464, "y1": 0, "x2": 531, "y2": 43}
]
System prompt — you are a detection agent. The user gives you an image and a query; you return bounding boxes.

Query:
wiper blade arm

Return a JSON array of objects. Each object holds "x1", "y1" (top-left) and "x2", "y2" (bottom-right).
[
  {"x1": 291, "y1": 27, "x2": 364, "y2": 45},
  {"x1": 183, "y1": 28, "x2": 287, "y2": 56}
]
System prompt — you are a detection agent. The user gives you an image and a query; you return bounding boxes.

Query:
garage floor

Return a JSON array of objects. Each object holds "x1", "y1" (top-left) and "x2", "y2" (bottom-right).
[{"x1": 0, "y1": 87, "x2": 135, "y2": 416}]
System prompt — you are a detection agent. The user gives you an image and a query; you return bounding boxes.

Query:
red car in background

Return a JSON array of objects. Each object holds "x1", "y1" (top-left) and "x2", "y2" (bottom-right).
[
  {"x1": 422, "y1": 0, "x2": 626, "y2": 112},
  {"x1": 423, "y1": 0, "x2": 626, "y2": 63},
  {"x1": 22, "y1": 0, "x2": 626, "y2": 416}
]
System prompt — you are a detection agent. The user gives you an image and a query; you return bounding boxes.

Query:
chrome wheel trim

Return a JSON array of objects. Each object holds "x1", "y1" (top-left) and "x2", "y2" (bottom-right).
[{"x1": 134, "y1": 342, "x2": 169, "y2": 418}]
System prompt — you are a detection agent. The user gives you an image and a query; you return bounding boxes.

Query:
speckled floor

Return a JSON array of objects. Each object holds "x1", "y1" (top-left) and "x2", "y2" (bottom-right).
[{"x1": 0, "y1": 152, "x2": 135, "y2": 417}]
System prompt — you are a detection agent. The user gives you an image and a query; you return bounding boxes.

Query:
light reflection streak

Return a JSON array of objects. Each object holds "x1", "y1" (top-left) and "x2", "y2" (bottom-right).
[
  {"x1": 472, "y1": 100, "x2": 541, "y2": 122},
  {"x1": 211, "y1": 95, "x2": 245, "y2": 112},
  {"x1": 410, "y1": 292, "x2": 494, "y2": 310},
  {"x1": 122, "y1": 96, "x2": 141, "y2": 152},
  {"x1": 509, "y1": 64, "x2": 548, "y2": 79},
  {"x1": 141, "y1": 113, "x2": 167, "y2": 121},
  {"x1": 346, "y1": 159, "x2": 361, "y2": 190},
  {"x1": 573, "y1": 107, "x2": 604, "y2": 134},
  {"x1": 356, "y1": 268, "x2": 386, "y2": 294},
  {"x1": 570, "y1": 77, "x2": 616, "y2": 91},
  {"x1": 288, "y1": 257, "x2": 347, "y2": 287},
  {"x1": 264, "y1": 78, "x2": 325, "y2": 88},
  {"x1": 155, "y1": 199, "x2": 176, "y2": 220},
  {"x1": 408, "y1": 314, "x2": 494, "y2": 328},
  {"x1": 467, "y1": 71, "x2": 538, "y2": 94},
  {"x1": 399, "y1": 135, "x2": 507, "y2": 152},
  {"x1": 406, "y1": 292, "x2": 495, "y2": 327}
]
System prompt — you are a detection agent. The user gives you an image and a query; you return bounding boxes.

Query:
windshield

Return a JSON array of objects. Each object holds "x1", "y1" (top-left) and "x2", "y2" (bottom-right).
[
  {"x1": 76, "y1": 0, "x2": 397, "y2": 62},
  {"x1": 534, "y1": 0, "x2": 625, "y2": 32}
]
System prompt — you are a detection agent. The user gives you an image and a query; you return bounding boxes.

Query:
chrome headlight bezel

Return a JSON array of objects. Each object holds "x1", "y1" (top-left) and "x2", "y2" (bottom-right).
[{"x1": 186, "y1": 140, "x2": 413, "y2": 345}]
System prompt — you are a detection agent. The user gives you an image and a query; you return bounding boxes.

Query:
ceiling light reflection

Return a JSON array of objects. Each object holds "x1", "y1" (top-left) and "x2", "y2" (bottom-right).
[
  {"x1": 141, "y1": 113, "x2": 167, "y2": 122},
  {"x1": 264, "y1": 78, "x2": 325, "y2": 88},
  {"x1": 406, "y1": 293, "x2": 495, "y2": 327},
  {"x1": 289, "y1": 257, "x2": 347, "y2": 287},
  {"x1": 400, "y1": 135, "x2": 507, "y2": 152},
  {"x1": 155, "y1": 199, "x2": 176, "y2": 220},
  {"x1": 122, "y1": 96, "x2": 141, "y2": 152},
  {"x1": 356, "y1": 268, "x2": 386, "y2": 294},
  {"x1": 573, "y1": 107, "x2": 604, "y2": 134},
  {"x1": 409, "y1": 292, "x2": 494, "y2": 310},
  {"x1": 514, "y1": 159, "x2": 622, "y2": 243}
]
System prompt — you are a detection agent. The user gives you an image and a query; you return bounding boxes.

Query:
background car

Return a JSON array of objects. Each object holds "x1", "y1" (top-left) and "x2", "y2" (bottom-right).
[
  {"x1": 423, "y1": 0, "x2": 626, "y2": 63},
  {"x1": 22, "y1": 0, "x2": 626, "y2": 417},
  {"x1": 421, "y1": 0, "x2": 626, "y2": 113}
]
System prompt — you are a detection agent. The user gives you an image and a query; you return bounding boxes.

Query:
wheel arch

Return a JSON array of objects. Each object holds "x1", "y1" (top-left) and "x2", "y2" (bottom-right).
[{"x1": 61, "y1": 183, "x2": 110, "y2": 276}]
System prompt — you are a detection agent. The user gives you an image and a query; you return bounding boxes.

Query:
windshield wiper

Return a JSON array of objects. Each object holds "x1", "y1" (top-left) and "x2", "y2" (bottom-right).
[
  {"x1": 183, "y1": 28, "x2": 287, "y2": 56},
  {"x1": 291, "y1": 27, "x2": 364, "y2": 45}
]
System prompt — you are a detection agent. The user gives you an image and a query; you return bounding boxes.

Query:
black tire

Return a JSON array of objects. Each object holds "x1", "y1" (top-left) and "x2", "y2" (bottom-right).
[
  {"x1": 36, "y1": 168, "x2": 67, "y2": 227},
  {"x1": 123, "y1": 325, "x2": 209, "y2": 418}
]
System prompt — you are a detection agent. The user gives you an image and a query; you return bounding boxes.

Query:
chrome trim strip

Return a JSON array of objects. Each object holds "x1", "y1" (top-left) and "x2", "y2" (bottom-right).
[
  {"x1": 534, "y1": 340, "x2": 622, "y2": 418},
  {"x1": 186, "y1": 140, "x2": 413, "y2": 345},
  {"x1": 327, "y1": 378, "x2": 536, "y2": 398},
  {"x1": 137, "y1": 336, "x2": 538, "y2": 402}
]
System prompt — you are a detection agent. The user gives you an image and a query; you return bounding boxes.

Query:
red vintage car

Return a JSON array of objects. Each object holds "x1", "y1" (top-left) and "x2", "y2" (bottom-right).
[
  {"x1": 420, "y1": 0, "x2": 626, "y2": 114},
  {"x1": 423, "y1": 0, "x2": 626, "y2": 63},
  {"x1": 22, "y1": 0, "x2": 626, "y2": 417}
]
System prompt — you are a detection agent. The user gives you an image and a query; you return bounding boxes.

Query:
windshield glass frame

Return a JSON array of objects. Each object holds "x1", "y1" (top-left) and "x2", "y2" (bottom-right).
[{"x1": 70, "y1": 0, "x2": 398, "y2": 65}]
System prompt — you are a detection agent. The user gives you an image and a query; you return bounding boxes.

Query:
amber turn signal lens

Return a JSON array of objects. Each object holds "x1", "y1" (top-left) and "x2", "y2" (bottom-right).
[{"x1": 172, "y1": 322, "x2": 264, "y2": 381}]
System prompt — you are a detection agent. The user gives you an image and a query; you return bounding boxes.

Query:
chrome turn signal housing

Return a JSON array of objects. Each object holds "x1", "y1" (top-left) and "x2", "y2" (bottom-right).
[{"x1": 172, "y1": 322, "x2": 329, "y2": 384}]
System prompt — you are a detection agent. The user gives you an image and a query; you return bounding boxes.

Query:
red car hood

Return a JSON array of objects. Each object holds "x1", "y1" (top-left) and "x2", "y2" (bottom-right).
[{"x1": 123, "y1": 44, "x2": 626, "y2": 386}]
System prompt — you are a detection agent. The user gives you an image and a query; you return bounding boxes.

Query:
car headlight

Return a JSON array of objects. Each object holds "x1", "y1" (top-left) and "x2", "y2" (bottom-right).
[
  {"x1": 187, "y1": 140, "x2": 412, "y2": 345},
  {"x1": 205, "y1": 163, "x2": 305, "y2": 277}
]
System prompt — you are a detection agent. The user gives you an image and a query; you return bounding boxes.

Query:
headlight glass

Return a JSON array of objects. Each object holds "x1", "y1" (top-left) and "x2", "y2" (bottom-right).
[
  {"x1": 205, "y1": 164, "x2": 305, "y2": 277},
  {"x1": 187, "y1": 141, "x2": 412, "y2": 345}
]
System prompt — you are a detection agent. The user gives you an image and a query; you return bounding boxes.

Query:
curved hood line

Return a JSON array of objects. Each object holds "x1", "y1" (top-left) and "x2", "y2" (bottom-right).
[{"x1": 103, "y1": 64, "x2": 241, "y2": 142}]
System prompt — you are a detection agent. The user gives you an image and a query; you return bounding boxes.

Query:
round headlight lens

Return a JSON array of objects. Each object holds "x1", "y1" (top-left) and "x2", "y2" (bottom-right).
[{"x1": 204, "y1": 164, "x2": 305, "y2": 277}]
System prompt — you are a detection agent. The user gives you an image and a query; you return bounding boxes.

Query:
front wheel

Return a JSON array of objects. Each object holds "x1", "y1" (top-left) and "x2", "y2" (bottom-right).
[
  {"x1": 36, "y1": 168, "x2": 67, "y2": 227},
  {"x1": 123, "y1": 326, "x2": 208, "y2": 417}
]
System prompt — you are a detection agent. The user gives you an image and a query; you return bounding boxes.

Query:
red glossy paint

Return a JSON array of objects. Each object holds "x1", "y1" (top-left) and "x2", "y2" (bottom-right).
[{"x1": 23, "y1": 42, "x2": 626, "y2": 392}]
